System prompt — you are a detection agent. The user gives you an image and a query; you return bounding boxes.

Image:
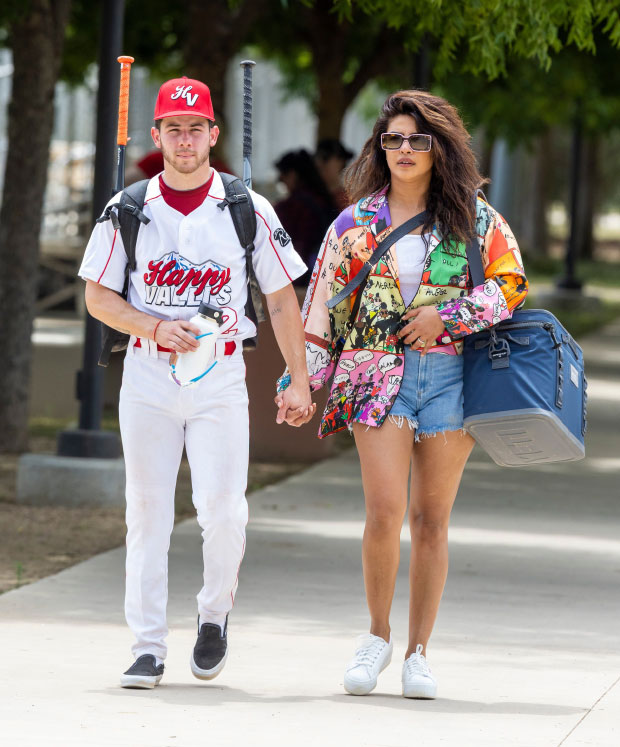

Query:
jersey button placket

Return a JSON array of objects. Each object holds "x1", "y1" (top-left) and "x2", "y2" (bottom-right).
[{"x1": 181, "y1": 218, "x2": 192, "y2": 250}]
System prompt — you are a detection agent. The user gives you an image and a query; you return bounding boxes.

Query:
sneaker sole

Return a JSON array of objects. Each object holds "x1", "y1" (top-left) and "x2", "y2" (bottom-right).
[
  {"x1": 190, "y1": 649, "x2": 228, "y2": 681},
  {"x1": 344, "y1": 650, "x2": 392, "y2": 696},
  {"x1": 120, "y1": 673, "x2": 163, "y2": 689},
  {"x1": 402, "y1": 683, "x2": 437, "y2": 699}
]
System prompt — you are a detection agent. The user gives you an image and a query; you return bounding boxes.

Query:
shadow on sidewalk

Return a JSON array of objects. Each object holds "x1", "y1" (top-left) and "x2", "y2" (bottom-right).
[{"x1": 93, "y1": 684, "x2": 585, "y2": 716}]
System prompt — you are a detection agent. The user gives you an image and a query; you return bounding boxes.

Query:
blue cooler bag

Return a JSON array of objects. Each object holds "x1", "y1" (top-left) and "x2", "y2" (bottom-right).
[{"x1": 462, "y1": 309, "x2": 587, "y2": 468}]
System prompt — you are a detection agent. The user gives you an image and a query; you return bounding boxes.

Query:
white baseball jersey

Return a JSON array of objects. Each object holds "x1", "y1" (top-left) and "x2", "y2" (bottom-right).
[{"x1": 79, "y1": 169, "x2": 307, "y2": 341}]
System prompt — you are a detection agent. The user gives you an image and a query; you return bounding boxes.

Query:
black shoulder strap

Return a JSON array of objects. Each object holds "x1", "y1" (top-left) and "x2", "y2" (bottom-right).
[
  {"x1": 96, "y1": 180, "x2": 150, "y2": 368},
  {"x1": 118, "y1": 179, "x2": 150, "y2": 271},
  {"x1": 465, "y1": 236, "x2": 485, "y2": 287},
  {"x1": 465, "y1": 190, "x2": 488, "y2": 288},
  {"x1": 217, "y1": 173, "x2": 265, "y2": 345},
  {"x1": 218, "y1": 172, "x2": 257, "y2": 250},
  {"x1": 326, "y1": 210, "x2": 429, "y2": 310}
]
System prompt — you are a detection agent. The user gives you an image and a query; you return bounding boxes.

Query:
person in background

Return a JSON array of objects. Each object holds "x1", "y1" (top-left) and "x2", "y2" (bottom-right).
[
  {"x1": 274, "y1": 149, "x2": 337, "y2": 286},
  {"x1": 314, "y1": 138, "x2": 354, "y2": 211}
]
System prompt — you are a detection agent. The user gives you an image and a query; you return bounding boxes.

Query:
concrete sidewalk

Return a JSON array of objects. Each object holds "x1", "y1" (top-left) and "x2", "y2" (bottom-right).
[{"x1": 2, "y1": 323, "x2": 619, "y2": 747}]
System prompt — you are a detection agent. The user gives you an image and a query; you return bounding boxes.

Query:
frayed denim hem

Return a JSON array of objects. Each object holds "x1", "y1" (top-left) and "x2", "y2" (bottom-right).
[
  {"x1": 388, "y1": 414, "x2": 418, "y2": 431},
  {"x1": 414, "y1": 426, "x2": 468, "y2": 444}
]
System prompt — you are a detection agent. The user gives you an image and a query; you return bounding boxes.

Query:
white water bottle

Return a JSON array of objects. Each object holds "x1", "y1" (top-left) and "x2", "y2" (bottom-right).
[{"x1": 169, "y1": 302, "x2": 224, "y2": 387}]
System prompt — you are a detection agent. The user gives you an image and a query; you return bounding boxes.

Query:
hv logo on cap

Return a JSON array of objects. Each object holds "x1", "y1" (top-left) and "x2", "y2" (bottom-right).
[
  {"x1": 154, "y1": 76, "x2": 215, "y2": 121},
  {"x1": 172, "y1": 85, "x2": 198, "y2": 107}
]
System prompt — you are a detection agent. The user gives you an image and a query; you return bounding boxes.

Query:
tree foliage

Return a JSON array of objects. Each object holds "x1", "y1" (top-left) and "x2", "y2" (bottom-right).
[
  {"x1": 57, "y1": 1, "x2": 620, "y2": 138},
  {"x1": 60, "y1": 0, "x2": 186, "y2": 84},
  {"x1": 440, "y1": 31, "x2": 620, "y2": 146},
  {"x1": 244, "y1": 0, "x2": 620, "y2": 138},
  {"x1": 334, "y1": 0, "x2": 620, "y2": 79}
]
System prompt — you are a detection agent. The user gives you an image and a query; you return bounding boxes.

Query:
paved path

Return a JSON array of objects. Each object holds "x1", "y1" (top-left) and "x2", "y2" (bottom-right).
[{"x1": 2, "y1": 323, "x2": 619, "y2": 746}]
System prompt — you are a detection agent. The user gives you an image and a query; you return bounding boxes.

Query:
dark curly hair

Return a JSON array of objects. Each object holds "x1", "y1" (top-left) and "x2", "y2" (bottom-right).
[{"x1": 345, "y1": 90, "x2": 487, "y2": 244}]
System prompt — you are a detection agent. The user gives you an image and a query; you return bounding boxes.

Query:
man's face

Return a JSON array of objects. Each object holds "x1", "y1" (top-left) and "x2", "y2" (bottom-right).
[{"x1": 151, "y1": 116, "x2": 219, "y2": 175}]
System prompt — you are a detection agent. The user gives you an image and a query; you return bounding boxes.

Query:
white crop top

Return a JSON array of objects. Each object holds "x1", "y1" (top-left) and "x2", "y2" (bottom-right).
[{"x1": 394, "y1": 234, "x2": 429, "y2": 306}]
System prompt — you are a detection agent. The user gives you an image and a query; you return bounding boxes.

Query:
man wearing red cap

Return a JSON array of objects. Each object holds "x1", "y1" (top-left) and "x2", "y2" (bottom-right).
[{"x1": 79, "y1": 77, "x2": 315, "y2": 689}]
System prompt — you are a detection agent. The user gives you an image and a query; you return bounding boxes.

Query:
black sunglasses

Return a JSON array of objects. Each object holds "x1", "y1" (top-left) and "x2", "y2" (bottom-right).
[{"x1": 380, "y1": 132, "x2": 433, "y2": 152}]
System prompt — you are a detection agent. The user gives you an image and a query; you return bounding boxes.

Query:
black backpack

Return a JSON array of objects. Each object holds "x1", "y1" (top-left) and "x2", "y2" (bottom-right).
[{"x1": 95, "y1": 173, "x2": 264, "y2": 367}]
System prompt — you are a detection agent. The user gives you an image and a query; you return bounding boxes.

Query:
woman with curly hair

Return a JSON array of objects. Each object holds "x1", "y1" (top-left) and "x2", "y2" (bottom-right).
[{"x1": 277, "y1": 90, "x2": 528, "y2": 698}]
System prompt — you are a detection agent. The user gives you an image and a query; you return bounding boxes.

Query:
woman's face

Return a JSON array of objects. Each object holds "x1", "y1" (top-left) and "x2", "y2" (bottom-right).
[{"x1": 383, "y1": 114, "x2": 433, "y2": 187}]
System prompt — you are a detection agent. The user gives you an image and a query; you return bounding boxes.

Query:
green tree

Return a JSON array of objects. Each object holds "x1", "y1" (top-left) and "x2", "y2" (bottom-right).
[
  {"x1": 440, "y1": 32, "x2": 620, "y2": 258},
  {"x1": 338, "y1": 0, "x2": 620, "y2": 78}
]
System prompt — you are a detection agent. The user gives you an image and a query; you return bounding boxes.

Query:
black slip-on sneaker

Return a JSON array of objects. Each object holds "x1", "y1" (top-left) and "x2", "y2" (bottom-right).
[
  {"x1": 120, "y1": 654, "x2": 164, "y2": 689},
  {"x1": 190, "y1": 616, "x2": 228, "y2": 680}
]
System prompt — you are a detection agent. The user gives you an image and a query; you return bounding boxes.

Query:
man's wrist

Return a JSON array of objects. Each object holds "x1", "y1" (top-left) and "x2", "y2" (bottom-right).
[{"x1": 152, "y1": 318, "x2": 164, "y2": 342}]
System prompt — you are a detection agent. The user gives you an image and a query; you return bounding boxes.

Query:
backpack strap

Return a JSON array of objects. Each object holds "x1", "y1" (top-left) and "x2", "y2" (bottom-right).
[
  {"x1": 95, "y1": 179, "x2": 150, "y2": 280},
  {"x1": 118, "y1": 179, "x2": 150, "y2": 273},
  {"x1": 96, "y1": 179, "x2": 150, "y2": 367},
  {"x1": 217, "y1": 172, "x2": 263, "y2": 348}
]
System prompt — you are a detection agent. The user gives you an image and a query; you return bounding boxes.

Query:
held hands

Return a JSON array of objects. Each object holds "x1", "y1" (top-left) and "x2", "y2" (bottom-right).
[
  {"x1": 274, "y1": 380, "x2": 316, "y2": 428},
  {"x1": 153, "y1": 319, "x2": 202, "y2": 353},
  {"x1": 398, "y1": 306, "x2": 446, "y2": 356}
]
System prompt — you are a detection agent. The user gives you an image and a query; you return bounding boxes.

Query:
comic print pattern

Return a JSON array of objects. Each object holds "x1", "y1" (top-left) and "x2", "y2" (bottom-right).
[
  {"x1": 320, "y1": 348, "x2": 404, "y2": 437},
  {"x1": 435, "y1": 206, "x2": 528, "y2": 339},
  {"x1": 279, "y1": 189, "x2": 528, "y2": 438}
]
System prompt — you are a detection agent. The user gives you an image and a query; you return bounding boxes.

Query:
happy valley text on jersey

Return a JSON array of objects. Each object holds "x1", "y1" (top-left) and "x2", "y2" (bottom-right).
[{"x1": 143, "y1": 253, "x2": 232, "y2": 307}]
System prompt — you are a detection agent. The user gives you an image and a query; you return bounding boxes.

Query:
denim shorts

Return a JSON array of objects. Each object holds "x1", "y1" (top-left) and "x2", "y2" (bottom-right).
[{"x1": 388, "y1": 348, "x2": 465, "y2": 438}]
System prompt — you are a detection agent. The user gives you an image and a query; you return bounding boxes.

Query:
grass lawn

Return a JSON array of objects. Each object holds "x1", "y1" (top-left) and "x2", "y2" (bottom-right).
[{"x1": 524, "y1": 256, "x2": 620, "y2": 338}]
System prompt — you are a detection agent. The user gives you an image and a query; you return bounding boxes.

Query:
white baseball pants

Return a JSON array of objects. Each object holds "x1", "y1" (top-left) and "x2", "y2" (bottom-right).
[{"x1": 119, "y1": 350, "x2": 249, "y2": 661}]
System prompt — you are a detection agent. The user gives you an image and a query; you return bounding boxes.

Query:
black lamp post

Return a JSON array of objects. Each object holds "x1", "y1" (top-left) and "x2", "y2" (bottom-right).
[
  {"x1": 557, "y1": 110, "x2": 584, "y2": 293},
  {"x1": 57, "y1": 0, "x2": 126, "y2": 458}
]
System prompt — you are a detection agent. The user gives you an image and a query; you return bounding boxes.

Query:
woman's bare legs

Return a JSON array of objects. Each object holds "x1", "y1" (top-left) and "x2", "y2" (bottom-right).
[
  {"x1": 406, "y1": 430, "x2": 474, "y2": 658},
  {"x1": 353, "y1": 420, "x2": 415, "y2": 642}
]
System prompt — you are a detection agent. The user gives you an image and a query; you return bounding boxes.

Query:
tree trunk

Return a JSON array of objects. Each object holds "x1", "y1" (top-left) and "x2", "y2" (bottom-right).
[
  {"x1": 315, "y1": 50, "x2": 350, "y2": 140},
  {"x1": 479, "y1": 130, "x2": 494, "y2": 182},
  {"x1": 575, "y1": 136, "x2": 597, "y2": 260},
  {"x1": 306, "y1": 1, "x2": 409, "y2": 141},
  {"x1": 517, "y1": 131, "x2": 551, "y2": 257},
  {"x1": 0, "y1": 0, "x2": 72, "y2": 454},
  {"x1": 530, "y1": 131, "x2": 551, "y2": 257}
]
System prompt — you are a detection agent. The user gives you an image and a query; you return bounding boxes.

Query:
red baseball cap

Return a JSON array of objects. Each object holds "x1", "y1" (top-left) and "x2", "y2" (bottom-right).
[{"x1": 154, "y1": 76, "x2": 214, "y2": 121}]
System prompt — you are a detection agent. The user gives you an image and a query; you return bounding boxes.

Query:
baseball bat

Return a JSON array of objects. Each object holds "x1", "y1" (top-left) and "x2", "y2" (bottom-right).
[
  {"x1": 115, "y1": 55, "x2": 135, "y2": 194},
  {"x1": 240, "y1": 60, "x2": 256, "y2": 189}
]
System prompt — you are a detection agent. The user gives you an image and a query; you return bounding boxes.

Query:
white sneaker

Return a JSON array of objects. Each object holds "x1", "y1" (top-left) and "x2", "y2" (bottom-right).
[
  {"x1": 343, "y1": 633, "x2": 393, "y2": 695},
  {"x1": 402, "y1": 644, "x2": 437, "y2": 699}
]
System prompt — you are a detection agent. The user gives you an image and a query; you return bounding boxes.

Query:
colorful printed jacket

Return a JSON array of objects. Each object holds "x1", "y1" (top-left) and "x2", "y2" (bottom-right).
[{"x1": 282, "y1": 188, "x2": 528, "y2": 438}]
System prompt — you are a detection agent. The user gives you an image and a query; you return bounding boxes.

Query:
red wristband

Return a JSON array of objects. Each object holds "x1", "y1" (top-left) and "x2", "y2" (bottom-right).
[{"x1": 152, "y1": 319, "x2": 163, "y2": 342}]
